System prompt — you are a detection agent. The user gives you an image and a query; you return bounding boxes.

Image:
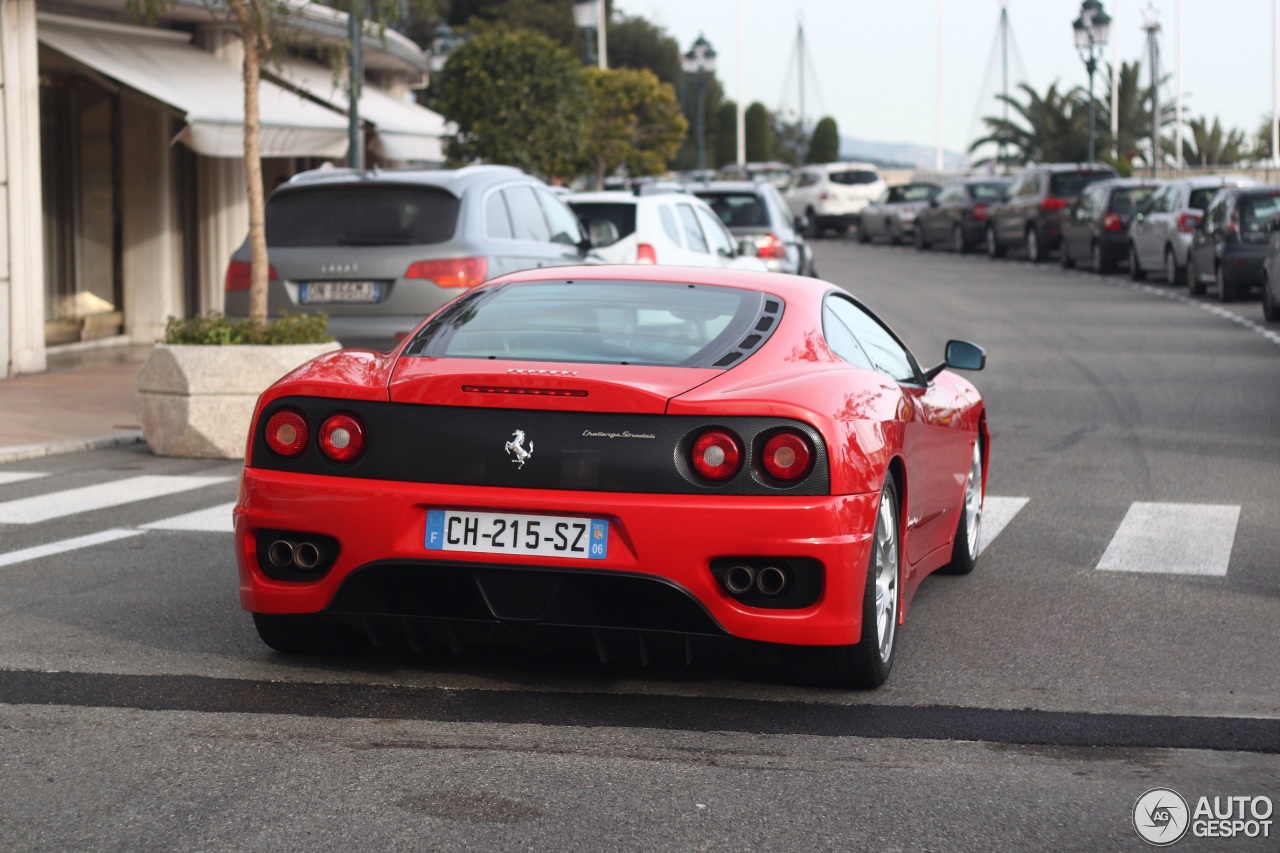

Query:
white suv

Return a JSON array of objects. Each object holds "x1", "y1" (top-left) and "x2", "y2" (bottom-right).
[{"x1": 785, "y1": 162, "x2": 886, "y2": 237}]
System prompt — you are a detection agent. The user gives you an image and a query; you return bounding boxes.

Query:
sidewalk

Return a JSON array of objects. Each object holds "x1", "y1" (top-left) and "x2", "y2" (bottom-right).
[{"x1": 0, "y1": 345, "x2": 150, "y2": 463}]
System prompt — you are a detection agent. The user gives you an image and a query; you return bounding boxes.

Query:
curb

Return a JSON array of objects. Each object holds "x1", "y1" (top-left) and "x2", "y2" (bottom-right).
[{"x1": 0, "y1": 431, "x2": 145, "y2": 465}]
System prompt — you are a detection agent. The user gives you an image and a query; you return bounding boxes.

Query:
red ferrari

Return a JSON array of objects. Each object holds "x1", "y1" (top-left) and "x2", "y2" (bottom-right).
[{"x1": 234, "y1": 265, "x2": 988, "y2": 688}]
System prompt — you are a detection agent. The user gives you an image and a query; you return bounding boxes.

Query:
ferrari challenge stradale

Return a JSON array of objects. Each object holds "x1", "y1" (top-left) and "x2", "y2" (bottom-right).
[{"x1": 234, "y1": 265, "x2": 988, "y2": 688}]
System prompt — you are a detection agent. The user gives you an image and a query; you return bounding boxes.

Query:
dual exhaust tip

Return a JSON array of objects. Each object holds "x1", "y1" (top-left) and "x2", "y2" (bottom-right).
[
  {"x1": 266, "y1": 539, "x2": 322, "y2": 571},
  {"x1": 723, "y1": 563, "x2": 788, "y2": 597}
]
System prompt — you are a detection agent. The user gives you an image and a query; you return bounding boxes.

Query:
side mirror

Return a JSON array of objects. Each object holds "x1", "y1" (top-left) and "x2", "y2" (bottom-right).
[
  {"x1": 924, "y1": 339, "x2": 986, "y2": 381},
  {"x1": 587, "y1": 219, "x2": 620, "y2": 248}
]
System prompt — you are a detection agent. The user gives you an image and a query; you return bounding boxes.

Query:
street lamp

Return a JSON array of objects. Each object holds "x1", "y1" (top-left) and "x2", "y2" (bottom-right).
[
  {"x1": 573, "y1": 0, "x2": 606, "y2": 69},
  {"x1": 1073, "y1": 0, "x2": 1112, "y2": 164},
  {"x1": 682, "y1": 34, "x2": 717, "y2": 175}
]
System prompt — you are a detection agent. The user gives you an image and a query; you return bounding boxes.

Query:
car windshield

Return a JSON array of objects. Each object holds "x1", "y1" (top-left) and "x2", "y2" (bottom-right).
[
  {"x1": 417, "y1": 281, "x2": 763, "y2": 367},
  {"x1": 1241, "y1": 193, "x2": 1280, "y2": 233},
  {"x1": 568, "y1": 202, "x2": 638, "y2": 239},
  {"x1": 694, "y1": 192, "x2": 768, "y2": 227},
  {"x1": 1049, "y1": 171, "x2": 1112, "y2": 198},
  {"x1": 1111, "y1": 187, "x2": 1156, "y2": 214},
  {"x1": 829, "y1": 170, "x2": 880, "y2": 186},
  {"x1": 265, "y1": 185, "x2": 459, "y2": 247},
  {"x1": 969, "y1": 182, "x2": 1008, "y2": 200}
]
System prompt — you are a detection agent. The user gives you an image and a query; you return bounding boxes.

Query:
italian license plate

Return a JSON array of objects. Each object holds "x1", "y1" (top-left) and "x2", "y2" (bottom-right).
[
  {"x1": 425, "y1": 509, "x2": 608, "y2": 560},
  {"x1": 299, "y1": 280, "x2": 383, "y2": 304}
]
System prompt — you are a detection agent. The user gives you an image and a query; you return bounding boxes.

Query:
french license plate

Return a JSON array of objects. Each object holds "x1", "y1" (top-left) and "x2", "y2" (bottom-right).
[
  {"x1": 299, "y1": 280, "x2": 383, "y2": 304},
  {"x1": 425, "y1": 509, "x2": 608, "y2": 560}
]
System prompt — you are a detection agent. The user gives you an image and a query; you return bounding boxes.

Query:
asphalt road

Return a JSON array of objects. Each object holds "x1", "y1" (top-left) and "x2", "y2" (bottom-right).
[{"x1": 1, "y1": 239, "x2": 1277, "y2": 851}]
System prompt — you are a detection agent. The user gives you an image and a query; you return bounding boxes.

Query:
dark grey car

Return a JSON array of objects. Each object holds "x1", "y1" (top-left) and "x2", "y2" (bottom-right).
[
  {"x1": 1059, "y1": 178, "x2": 1160, "y2": 274},
  {"x1": 225, "y1": 165, "x2": 599, "y2": 349},
  {"x1": 692, "y1": 181, "x2": 817, "y2": 276},
  {"x1": 1187, "y1": 186, "x2": 1280, "y2": 302},
  {"x1": 985, "y1": 162, "x2": 1117, "y2": 262}
]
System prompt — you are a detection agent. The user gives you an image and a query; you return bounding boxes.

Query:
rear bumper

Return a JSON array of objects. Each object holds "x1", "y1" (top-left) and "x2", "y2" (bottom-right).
[
  {"x1": 235, "y1": 468, "x2": 879, "y2": 647},
  {"x1": 1222, "y1": 247, "x2": 1268, "y2": 285}
]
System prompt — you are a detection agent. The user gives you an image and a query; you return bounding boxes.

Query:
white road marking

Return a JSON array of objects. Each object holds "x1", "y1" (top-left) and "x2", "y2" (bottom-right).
[
  {"x1": 979, "y1": 496, "x2": 1030, "y2": 555},
  {"x1": 1096, "y1": 502, "x2": 1240, "y2": 576},
  {"x1": 0, "y1": 475, "x2": 232, "y2": 525},
  {"x1": 0, "y1": 528, "x2": 145, "y2": 568},
  {"x1": 140, "y1": 502, "x2": 236, "y2": 533},
  {"x1": 0, "y1": 472, "x2": 49, "y2": 486}
]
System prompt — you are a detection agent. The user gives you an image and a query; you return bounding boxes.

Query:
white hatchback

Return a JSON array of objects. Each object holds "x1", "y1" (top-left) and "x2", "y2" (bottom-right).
[
  {"x1": 568, "y1": 192, "x2": 766, "y2": 270},
  {"x1": 784, "y1": 162, "x2": 886, "y2": 237}
]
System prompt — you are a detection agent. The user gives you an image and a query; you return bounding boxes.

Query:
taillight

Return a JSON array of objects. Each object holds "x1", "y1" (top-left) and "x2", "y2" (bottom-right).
[
  {"x1": 636, "y1": 243, "x2": 658, "y2": 264},
  {"x1": 224, "y1": 260, "x2": 280, "y2": 291},
  {"x1": 1177, "y1": 212, "x2": 1201, "y2": 233},
  {"x1": 819, "y1": 191, "x2": 831, "y2": 201},
  {"x1": 317, "y1": 413, "x2": 365, "y2": 463},
  {"x1": 761, "y1": 431, "x2": 813, "y2": 482},
  {"x1": 1040, "y1": 197, "x2": 1069, "y2": 213},
  {"x1": 265, "y1": 410, "x2": 308, "y2": 457},
  {"x1": 755, "y1": 233, "x2": 787, "y2": 260},
  {"x1": 971, "y1": 203, "x2": 988, "y2": 220},
  {"x1": 1103, "y1": 212, "x2": 1123, "y2": 232},
  {"x1": 403, "y1": 257, "x2": 488, "y2": 288},
  {"x1": 690, "y1": 429, "x2": 742, "y2": 482}
]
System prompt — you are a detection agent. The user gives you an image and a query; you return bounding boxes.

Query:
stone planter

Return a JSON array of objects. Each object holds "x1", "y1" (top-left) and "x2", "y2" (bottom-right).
[{"x1": 136, "y1": 342, "x2": 341, "y2": 459}]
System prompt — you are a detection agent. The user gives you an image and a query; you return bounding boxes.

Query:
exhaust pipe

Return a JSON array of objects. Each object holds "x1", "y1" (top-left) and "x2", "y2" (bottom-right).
[
  {"x1": 293, "y1": 541, "x2": 321, "y2": 570},
  {"x1": 724, "y1": 564, "x2": 757, "y2": 595},
  {"x1": 756, "y1": 565, "x2": 788, "y2": 596},
  {"x1": 267, "y1": 539, "x2": 297, "y2": 569}
]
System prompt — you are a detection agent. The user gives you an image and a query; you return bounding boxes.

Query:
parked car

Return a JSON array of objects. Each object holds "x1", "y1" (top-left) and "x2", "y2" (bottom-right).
[
  {"x1": 1059, "y1": 178, "x2": 1161, "y2": 274},
  {"x1": 716, "y1": 161, "x2": 795, "y2": 190},
  {"x1": 1128, "y1": 175, "x2": 1260, "y2": 285},
  {"x1": 985, "y1": 163, "x2": 1117, "y2": 262},
  {"x1": 913, "y1": 177, "x2": 1012, "y2": 253},
  {"x1": 785, "y1": 162, "x2": 887, "y2": 238},
  {"x1": 224, "y1": 165, "x2": 605, "y2": 350},
  {"x1": 691, "y1": 181, "x2": 817, "y2": 276},
  {"x1": 566, "y1": 191, "x2": 766, "y2": 271},
  {"x1": 1187, "y1": 186, "x2": 1280, "y2": 301},
  {"x1": 1263, "y1": 225, "x2": 1280, "y2": 322},
  {"x1": 236, "y1": 264, "x2": 988, "y2": 688},
  {"x1": 855, "y1": 183, "x2": 941, "y2": 244}
]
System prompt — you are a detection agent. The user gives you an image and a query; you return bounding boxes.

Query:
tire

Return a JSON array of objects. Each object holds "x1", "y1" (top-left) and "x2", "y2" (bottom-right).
[
  {"x1": 986, "y1": 225, "x2": 1005, "y2": 258},
  {"x1": 941, "y1": 440, "x2": 983, "y2": 575},
  {"x1": 782, "y1": 477, "x2": 901, "y2": 689},
  {"x1": 887, "y1": 220, "x2": 900, "y2": 245},
  {"x1": 806, "y1": 208, "x2": 821, "y2": 240},
  {"x1": 1164, "y1": 247, "x2": 1183, "y2": 287},
  {"x1": 1128, "y1": 243, "x2": 1146, "y2": 281},
  {"x1": 1216, "y1": 264, "x2": 1237, "y2": 302},
  {"x1": 952, "y1": 224, "x2": 968, "y2": 254},
  {"x1": 914, "y1": 225, "x2": 930, "y2": 251},
  {"x1": 855, "y1": 215, "x2": 870, "y2": 244},
  {"x1": 1188, "y1": 256, "x2": 1206, "y2": 295},
  {"x1": 1264, "y1": 272, "x2": 1279, "y2": 322},
  {"x1": 1092, "y1": 241, "x2": 1114, "y2": 274},
  {"x1": 252, "y1": 613, "x2": 367, "y2": 655},
  {"x1": 1060, "y1": 238, "x2": 1075, "y2": 269},
  {"x1": 1025, "y1": 227, "x2": 1043, "y2": 263}
]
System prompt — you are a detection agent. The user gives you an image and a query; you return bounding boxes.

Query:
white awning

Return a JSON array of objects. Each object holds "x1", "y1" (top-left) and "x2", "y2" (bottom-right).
[
  {"x1": 269, "y1": 58, "x2": 452, "y2": 163},
  {"x1": 37, "y1": 16, "x2": 348, "y2": 159}
]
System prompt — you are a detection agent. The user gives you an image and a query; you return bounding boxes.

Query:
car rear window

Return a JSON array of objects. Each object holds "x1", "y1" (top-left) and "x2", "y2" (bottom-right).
[
  {"x1": 569, "y1": 202, "x2": 638, "y2": 239},
  {"x1": 969, "y1": 182, "x2": 1008, "y2": 200},
  {"x1": 1188, "y1": 188, "x2": 1220, "y2": 211},
  {"x1": 1110, "y1": 187, "x2": 1156, "y2": 214},
  {"x1": 413, "y1": 281, "x2": 766, "y2": 367},
  {"x1": 265, "y1": 185, "x2": 459, "y2": 247},
  {"x1": 828, "y1": 170, "x2": 881, "y2": 186},
  {"x1": 1049, "y1": 171, "x2": 1112, "y2": 198},
  {"x1": 1241, "y1": 192, "x2": 1280, "y2": 233},
  {"x1": 693, "y1": 192, "x2": 768, "y2": 227}
]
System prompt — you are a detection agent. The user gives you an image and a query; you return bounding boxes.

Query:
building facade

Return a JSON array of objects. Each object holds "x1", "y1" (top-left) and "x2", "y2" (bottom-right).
[{"x1": 0, "y1": 0, "x2": 444, "y2": 378}]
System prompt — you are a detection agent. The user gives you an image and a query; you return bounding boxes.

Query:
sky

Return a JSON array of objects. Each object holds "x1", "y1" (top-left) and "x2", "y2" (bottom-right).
[{"x1": 611, "y1": 0, "x2": 1277, "y2": 161}]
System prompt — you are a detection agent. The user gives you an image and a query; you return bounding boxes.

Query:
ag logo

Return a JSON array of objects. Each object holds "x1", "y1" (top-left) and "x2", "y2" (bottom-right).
[{"x1": 1134, "y1": 788, "x2": 1190, "y2": 846}]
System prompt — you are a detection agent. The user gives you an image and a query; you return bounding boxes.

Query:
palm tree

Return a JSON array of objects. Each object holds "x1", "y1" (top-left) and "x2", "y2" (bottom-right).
[
  {"x1": 1097, "y1": 60, "x2": 1173, "y2": 166},
  {"x1": 970, "y1": 82, "x2": 1089, "y2": 167},
  {"x1": 1183, "y1": 116, "x2": 1248, "y2": 167}
]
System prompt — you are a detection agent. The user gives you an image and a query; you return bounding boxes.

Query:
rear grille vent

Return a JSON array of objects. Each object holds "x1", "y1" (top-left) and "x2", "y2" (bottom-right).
[{"x1": 713, "y1": 352, "x2": 743, "y2": 368}]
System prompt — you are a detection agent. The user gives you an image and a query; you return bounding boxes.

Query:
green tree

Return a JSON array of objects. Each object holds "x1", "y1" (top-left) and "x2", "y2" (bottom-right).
[
  {"x1": 436, "y1": 29, "x2": 589, "y2": 178},
  {"x1": 773, "y1": 118, "x2": 807, "y2": 166},
  {"x1": 714, "y1": 100, "x2": 738, "y2": 167},
  {"x1": 807, "y1": 116, "x2": 839, "y2": 163},
  {"x1": 969, "y1": 81, "x2": 1089, "y2": 166},
  {"x1": 1183, "y1": 115, "x2": 1248, "y2": 167},
  {"x1": 129, "y1": 0, "x2": 431, "y2": 326},
  {"x1": 745, "y1": 102, "x2": 774, "y2": 162},
  {"x1": 1098, "y1": 60, "x2": 1176, "y2": 167},
  {"x1": 574, "y1": 66, "x2": 687, "y2": 188},
  {"x1": 1250, "y1": 113, "x2": 1277, "y2": 162},
  {"x1": 608, "y1": 13, "x2": 681, "y2": 85}
]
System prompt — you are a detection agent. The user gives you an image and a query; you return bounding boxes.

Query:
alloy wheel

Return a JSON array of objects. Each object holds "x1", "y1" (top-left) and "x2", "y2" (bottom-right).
[
  {"x1": 873, "y1": 487, "x2": 900, "y2": 664},
  {"x1": 963, "y1": 442, "x2": 984, "y2": 562},
  {"x1": 1165, "y1": 249, "x2": 1179, "y2": 285}
]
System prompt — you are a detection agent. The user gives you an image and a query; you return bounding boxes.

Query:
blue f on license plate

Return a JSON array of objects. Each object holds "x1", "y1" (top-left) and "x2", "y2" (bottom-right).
[{"x1": 425, "y1": 510, "x2": 608, "y2": 560}]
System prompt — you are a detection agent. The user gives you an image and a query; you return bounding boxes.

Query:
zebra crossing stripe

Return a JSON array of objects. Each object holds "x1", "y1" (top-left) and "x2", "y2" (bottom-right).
[
  {"x1": 140, "y1": 502, "x2": 236, "y2": 533},
  {"x1": 1096, "y1": 502, "x2": 1240, "y2": 576},
  {"x1": 978, "y1": 496, "x2": 1030, "y2": 556},
  {"x1": 0, "y1": 528, "x2": 145, "y2": 568},
  {"x1": 0, "y1": 475, "x2": 233, "y2": 525},
  {"x1": 0, "y1": 472, "x2": 48, "y2": 486}
]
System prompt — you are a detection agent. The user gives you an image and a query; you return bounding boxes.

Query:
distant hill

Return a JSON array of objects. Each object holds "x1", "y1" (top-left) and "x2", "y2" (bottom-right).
[{"x1": 839, "y1": 136, "x2": 967, "y2": 171}]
